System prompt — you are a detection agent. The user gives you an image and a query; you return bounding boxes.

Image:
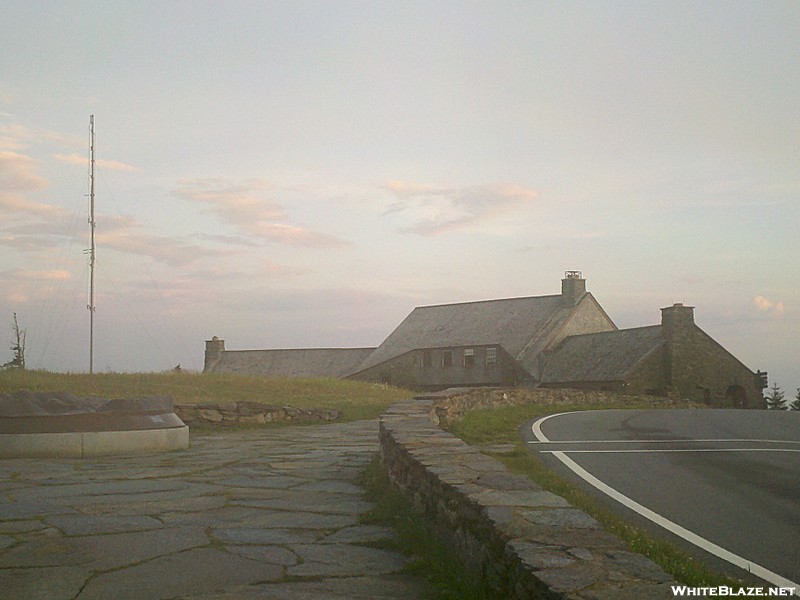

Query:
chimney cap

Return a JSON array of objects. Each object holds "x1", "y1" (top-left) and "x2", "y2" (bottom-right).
[
  {"x1": 661, "y1": 303, "x2": 694, "y2": 311},
  {"x1": 564, "y1": 270, "x2": 583, "y2": 279}
]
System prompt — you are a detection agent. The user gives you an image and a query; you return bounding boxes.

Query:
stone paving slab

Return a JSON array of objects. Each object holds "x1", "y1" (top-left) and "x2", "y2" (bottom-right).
[
  {"x1": 0, "y1": 420, "x2": 430, "y2": 599},
  {"x1": 182, "y1": 574, "x2": 429, "y2": 599}
]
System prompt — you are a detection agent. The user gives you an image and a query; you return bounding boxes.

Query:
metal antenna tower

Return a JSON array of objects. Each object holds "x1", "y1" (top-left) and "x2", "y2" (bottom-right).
[{"x1": 88, "y1": 115, "x2": 96, "y2": 374}]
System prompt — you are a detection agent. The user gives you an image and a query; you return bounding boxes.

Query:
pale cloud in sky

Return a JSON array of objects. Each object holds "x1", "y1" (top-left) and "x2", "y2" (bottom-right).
[
  {"x1": 0, "y1": 119, "x2": 82, "y2": 152},
  {"x1": 0, "y1": 151, "x2": 68, "y2": 244},
  {"x1": 96, "y1": 230, "x2": 221, "y2": 268},
  {"x1": 54, "y1": 153, "x2": 142, "y2": 173},
  {"x1": 0, "y1": 268, "x2": 71, "y2": 304},
  {"x1": 0, "y1": 123, "x2": 34, "y2": 151},
  {"x1": 0, "y1": 151, "x2": 49, "y2": 192},
  {"x1": 195, "y1": 233, "x2": 261, "y2": 248},
  {"x1": 385, "y1": 180, "x2": 537, "y2": 236},
  {"x1": 18, "y1": 269, "x2": 70, "y2": 280},
  {"x1": 174, "y1": 178, "x2": 349, "y2": 247},
  {"x1": 96, "y1": 215, "x2": 232, "y2": 268},
  {"x1": 754, "y1": 295, "x2": 785, "y2": 318},
  {"x1": 0, "y1": 194, "x2": 66, "y2": 220}
]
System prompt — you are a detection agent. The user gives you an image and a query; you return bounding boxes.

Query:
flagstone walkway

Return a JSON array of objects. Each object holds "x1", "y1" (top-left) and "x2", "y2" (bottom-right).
[{"x1": 0, "y1": 420, "x2": 429, "y2": 599}]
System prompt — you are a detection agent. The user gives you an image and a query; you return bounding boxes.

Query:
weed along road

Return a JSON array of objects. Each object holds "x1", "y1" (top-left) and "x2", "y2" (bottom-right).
[{"x1": 522, "y1": 409, "x2": 800, "y2": 591}]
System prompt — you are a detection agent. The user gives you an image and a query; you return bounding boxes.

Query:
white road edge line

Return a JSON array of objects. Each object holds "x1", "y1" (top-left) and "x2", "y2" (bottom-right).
[
  {"x1": 527, "y1": 438, "x2": 800, "y2": 444},
  {"x1": 531, "y1": 412, "x2": 800, "y2": 593},
  {"x1": 542, "y1": 448, "x2": 800, "y2": 454}
]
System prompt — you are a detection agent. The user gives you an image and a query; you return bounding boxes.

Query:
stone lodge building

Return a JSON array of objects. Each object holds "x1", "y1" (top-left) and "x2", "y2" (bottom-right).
[{"x1": 204, "y1": 272, "x2": 766, "y2": 408}]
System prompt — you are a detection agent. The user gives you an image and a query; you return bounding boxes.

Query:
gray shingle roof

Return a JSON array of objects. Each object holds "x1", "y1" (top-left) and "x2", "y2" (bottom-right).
[
  {"x1": 541, "y1": 325, "x2": 664, "y2": 384},
  {"x1": 211, "y1": 348, "x2": 375, "y2": 378},
  {"x1": 355, "y1": 294, "x2": 566, "y2": 373}
]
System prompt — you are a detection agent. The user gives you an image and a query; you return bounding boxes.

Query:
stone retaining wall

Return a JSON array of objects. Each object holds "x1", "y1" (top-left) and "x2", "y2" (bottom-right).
[
  {"x1": 379, "y1": 389, "x2": 677, "y2": 599},
  {"x1": 175, "y1": 401, "x2": 339, "y2": 425},
  {"x1": 430, "y1": 386, "x2": 697, "y2": 429}
]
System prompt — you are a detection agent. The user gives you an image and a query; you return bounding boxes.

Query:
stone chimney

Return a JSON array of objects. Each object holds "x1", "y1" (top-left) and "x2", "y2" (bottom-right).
[
  {"x1": 660, "y1": 304, "x2": 694, "y2": 392},
  {"x1": 561, "y1": 271, "x2": 586, "y2": 306},
  {"x1": 660, "y1": 303, "x2": 695, "y2": 333},
  {"x1": 204, "y1": 336, "x2": 225, "y2": 372}
]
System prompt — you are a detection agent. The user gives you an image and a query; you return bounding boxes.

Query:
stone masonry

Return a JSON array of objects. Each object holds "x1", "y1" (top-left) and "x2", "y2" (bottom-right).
[
  {"x1": 0, "y1": 420, "x2": 428, "y2": 599},
  {"x1": 380, "y1": 390, "x2": 679, "y2": 599},
  {"x1": 174, "y1": 401, "x2": 339, "y2": 425}
]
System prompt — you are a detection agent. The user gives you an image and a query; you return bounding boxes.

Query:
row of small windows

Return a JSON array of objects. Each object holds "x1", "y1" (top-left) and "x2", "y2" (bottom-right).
[{"x1": 421, "y1": 347, "x2": 497, "y2": 368}]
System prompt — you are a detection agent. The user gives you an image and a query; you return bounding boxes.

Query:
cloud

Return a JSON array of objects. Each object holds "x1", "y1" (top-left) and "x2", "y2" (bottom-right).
[
  {"x1": 97, "y1": 228, "x2": 231, "y2": 268},
  {"x1": 0, "y1": 151, "x2": 49, "y2": 191},
  {"x1": 0, "y1": 151, "x2": 66, "y2": 229},
  {"x1": 174, "y1": 177, "x2": 348, "y2": 247},
  {"x1": 384, "y1": 180, "x2": 537, "y2": 236},
  {"x1": 0, "y1": 194, "x2": 66, "y2": 220},
  {"x1": 0, "y1": 268, "x2": 72, "y2": 304},
  {"x1": 195, "y1": 233, "x2": 261, "y2": 248},
  {"x1": 13, "y1": 268, "x2": 71, "y2": 281},
  {"x1": 0, "y1": 123, "x2": 34, "y2": 151},
  {"x1": 0, "y1": 118, "x2": 83, "y2": 152},
  {"x1": 53, "y1": 153, "x2": 142, "y2": 173},
  {"x1": 754, "y1": 295, "x2": 785, "y2": 318}
]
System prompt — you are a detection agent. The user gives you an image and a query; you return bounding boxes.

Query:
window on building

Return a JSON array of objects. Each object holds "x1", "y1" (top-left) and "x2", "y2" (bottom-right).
[
  {"x1": 421, "y1": 350, "x2": 432, "y2": 368},
  {"x1": 463, "y1": 348, "x2": 475, "y2": 368},
  {"x1": 486, "y1": 347, "x2": 497, "y2": 365},
  {"x1": 441, "y1": 351, "x2": 452, "y2": 368}
]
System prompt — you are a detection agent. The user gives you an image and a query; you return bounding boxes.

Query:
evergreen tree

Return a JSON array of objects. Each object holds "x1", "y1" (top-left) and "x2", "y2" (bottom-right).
[
  {"x1": 790, "y1": 388, "x2": 800, "y2": 411},
  {"x1": 764, "y1": 384, "x2": 786, "y2": 410}
]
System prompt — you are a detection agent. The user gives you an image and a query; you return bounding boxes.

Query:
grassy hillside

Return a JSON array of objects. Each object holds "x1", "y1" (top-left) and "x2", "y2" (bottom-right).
[{"x1": 0, "y1": 370, "x2": 414, "y2": 422}]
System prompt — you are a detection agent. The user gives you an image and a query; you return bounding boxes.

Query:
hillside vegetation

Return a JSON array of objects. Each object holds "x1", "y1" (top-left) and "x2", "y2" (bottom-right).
[{"x1": 0, "y1": 370, "x2": 414, "y2": 422}]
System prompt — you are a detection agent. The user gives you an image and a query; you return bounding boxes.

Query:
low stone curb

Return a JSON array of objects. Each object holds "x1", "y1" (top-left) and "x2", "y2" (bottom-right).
[
  {"x1": 379, "y1": 392, "x2": 677, "y2": 599},
  {"x1": 175, "y1": 401, "x2": 339, "y2": 425}
]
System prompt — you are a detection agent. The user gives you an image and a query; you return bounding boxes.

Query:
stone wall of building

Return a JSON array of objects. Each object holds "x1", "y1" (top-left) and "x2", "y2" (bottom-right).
[
  {"x1": 674, "y1": 328, "x2": 762, "y2": 408},
  {"x1": 352, "y1": 346, "x2": 520, "y2": 390},
  {"x1": 552, "y1": 295, "x2": 616, "y2": 347},
  {"x1": 413, "y1": 344, "x2": 516, "y2": 389},
  {"x1": 659, "y1": 304, "x2": 761, "y2": 408},
  {"x1": 380, "y1": 389, "x2": 680, "y2": 598},
  {"x1": 349, "y1": 350, "x2": 421, "y2": 387},
  {"x1": 175, "y1": 401, "x2": 339, "y2": 425},
  {"x1": 623, "y1": 346, "x2": 668, "y2": 396}
]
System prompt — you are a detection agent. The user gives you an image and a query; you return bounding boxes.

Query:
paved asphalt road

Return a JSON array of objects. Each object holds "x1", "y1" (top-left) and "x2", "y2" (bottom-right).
[{"x1": 522, "y1": 409, "x2": 800, "y2": 590}]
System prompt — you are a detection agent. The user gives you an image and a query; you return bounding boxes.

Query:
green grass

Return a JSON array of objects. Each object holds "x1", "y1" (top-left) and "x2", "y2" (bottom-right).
[
  {"x1": 358, "y1": 453, "x2": 494, "y2": 599},
  {"x1": 448, "y1": 397, "x2": 697, "y2": 446},
  {"x1": 0, "y1": 369, "x2": 414, "y2": 422},
  {"x1": 449, "y1": 400, "x2": 747, "y2": 589}
]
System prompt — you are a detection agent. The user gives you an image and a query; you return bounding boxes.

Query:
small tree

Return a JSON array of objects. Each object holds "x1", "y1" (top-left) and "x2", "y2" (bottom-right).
[
  {"x1": 2, "y1": 313, "x2": 26, "y2": 370},
  {"x1": 764, "y1": 384, "x2": 786, "y2": 410},
  {"x1": 790, "y1": 388, "x2": 800, "y2": 411}
]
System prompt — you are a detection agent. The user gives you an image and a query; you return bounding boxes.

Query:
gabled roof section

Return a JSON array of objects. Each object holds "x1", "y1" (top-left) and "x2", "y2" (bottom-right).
[
  {"x1": 355, "y1": 294, "x2": 565, "y2": 373},
  {"x1": 541, "y1": 325, "x2": 664, "y2": 384},
  {"x1": 211, "y1": 348, "x2": 376, "y2": 378},
  {"x1": 516, "y1": 292, "x2": 615, "y2": 378}
]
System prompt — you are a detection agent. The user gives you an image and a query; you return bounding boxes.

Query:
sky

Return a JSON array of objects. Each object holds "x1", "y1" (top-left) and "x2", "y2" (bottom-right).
[{"x1": 1, "y1": 1, "x2": 798, "y2": 396}]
